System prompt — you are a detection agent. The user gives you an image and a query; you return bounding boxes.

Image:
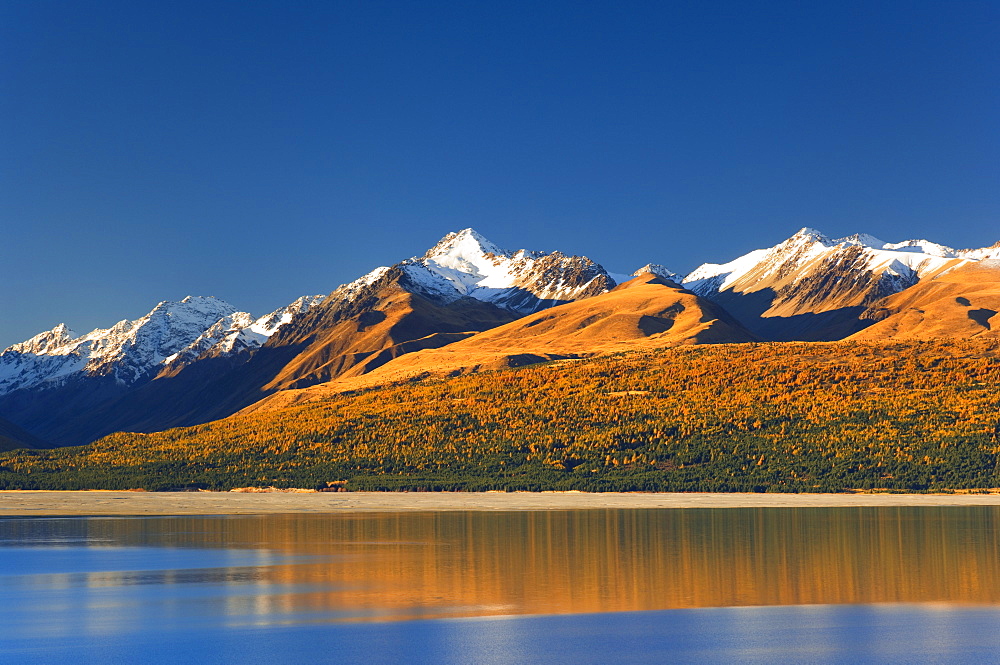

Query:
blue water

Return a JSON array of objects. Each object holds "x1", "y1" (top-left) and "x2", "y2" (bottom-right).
[
  {"x1": 4, "y1": 511, "x2": 1000, "y2": 663},
  {"x1": 7, "y1": 603, "x2": 1000, "y2": 664}
]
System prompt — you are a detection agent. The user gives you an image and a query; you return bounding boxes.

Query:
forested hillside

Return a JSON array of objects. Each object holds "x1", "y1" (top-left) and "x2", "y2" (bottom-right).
[{"x1": 2, "y1": 338, "x2": 998, "y2": 492}]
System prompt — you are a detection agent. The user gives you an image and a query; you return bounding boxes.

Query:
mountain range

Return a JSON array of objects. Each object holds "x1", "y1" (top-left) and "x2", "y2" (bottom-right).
[
  {"x1": 682, "y1": 228, "x2": 999, "y2": 340},
  {"x1": 2, "y1": 227, "x2": 998, "y2": 448}
]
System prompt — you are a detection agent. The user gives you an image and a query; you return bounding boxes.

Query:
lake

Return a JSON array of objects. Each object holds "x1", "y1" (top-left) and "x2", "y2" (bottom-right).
[{"x1": 4, "y1": 507, "x2": 1000, "y2": 663}]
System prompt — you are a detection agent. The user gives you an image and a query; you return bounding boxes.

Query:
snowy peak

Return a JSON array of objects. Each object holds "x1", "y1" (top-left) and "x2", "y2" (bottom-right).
[
  {"x1": 7, "y1": 323, "x2": 78, "y2": 355},
  {"x1": 416, "y1": 229, "x2": 513, "y2": 297},
  {"x1": 838, "y1": 233, "x2": 887, "y2": 249},
  {"x1": 250, "y1": 294, "x2": 326, "y2": 337},
  {"x1": 782, "y1": 228, "x2": 886, "y2": 251},
  {"x1": 160, "y1": 294, "x2": 327, "y2": 371},
  {"x1": 162, "y1": 311, "x2": 258, "y2": 368},
  {"x1": 678, "y1": 227, "x2": 997, "y2": 341},
  {"x1": 883, "y1": 239, "x2": 956, "y2": 257},
  {"x1": 682, "y1": 227, "x2": 977, "y2": 298},
  {"x1": 48, "y1": 296, "x2": 238, "y2": 385},
  {"x1": 338, "y1": 228, "x2": 620, "y2": 314},
  {"x1": 0, "y1": 294, "x2": 324, "y2": 394},
  {"x1": 632, "y1": 264, "x2": 680, "y2": 282},
  {"x1": 958, "y1": 240, "x2": 1000, "y2": 261},
  {"x1": 782, "y1": 228, "x2": 884, "y2": 249},
  {"x1": 789, "y1": 227, "x2": 833, "y2": 246},
  {"x1": 423, "y1": 228, "x2": 509, "y2": 263}
]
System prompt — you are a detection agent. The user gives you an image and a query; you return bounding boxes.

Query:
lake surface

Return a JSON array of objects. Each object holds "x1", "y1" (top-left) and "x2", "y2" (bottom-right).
[{"x1": 5, "y1": 507, "x2": 1000, "y2": 663}]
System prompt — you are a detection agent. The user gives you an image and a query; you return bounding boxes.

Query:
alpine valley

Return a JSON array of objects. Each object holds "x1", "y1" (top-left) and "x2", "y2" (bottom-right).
[{"x1": 2, "y1": 228, "x2": 1000, "y2": 493}]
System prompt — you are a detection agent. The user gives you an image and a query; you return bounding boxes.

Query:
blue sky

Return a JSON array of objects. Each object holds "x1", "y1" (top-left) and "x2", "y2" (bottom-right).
[{"x1": 2, "y1": 0, "x2": 998, "y2": 347}]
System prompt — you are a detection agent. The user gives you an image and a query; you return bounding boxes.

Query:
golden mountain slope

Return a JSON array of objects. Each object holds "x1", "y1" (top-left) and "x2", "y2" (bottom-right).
[
  {"x1": 10, "y1": 337, "x2": 1000, "y2": 493},
  {"x1": 259, "y1": 268, "x2": 517, "y2": 391},
  {"x1": 242, "y1": 274, "x2": 757, "y2": 413},
  {"x1": 850, "y1": 263, "x2": 1000, "y2": 340},
  {"x1": 40, "y1": 267, "x2": 519, "y2": 444},
  {"x1": 694, "y1": 230, "x2": 970, "y2": 341}
]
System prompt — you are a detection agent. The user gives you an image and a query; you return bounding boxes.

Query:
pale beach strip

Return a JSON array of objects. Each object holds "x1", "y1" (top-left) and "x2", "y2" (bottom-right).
[{"x1": 4, "y1": 490, "x2": 1000, "y2": 516}]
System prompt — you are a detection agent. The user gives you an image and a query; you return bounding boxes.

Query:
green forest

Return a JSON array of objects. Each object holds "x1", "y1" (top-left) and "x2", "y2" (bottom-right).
[{"x1": 2, "y1": 338, "x2": 999, "y2": 492}]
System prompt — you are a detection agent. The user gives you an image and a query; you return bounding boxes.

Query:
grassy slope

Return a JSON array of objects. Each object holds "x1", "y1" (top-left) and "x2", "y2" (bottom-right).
[
  {"x1": 851, "y1": 263, "x2": 1000, "y2": 341},
  {"x1": 2, "y1": 338, "x2": 999, "y2": 492}
]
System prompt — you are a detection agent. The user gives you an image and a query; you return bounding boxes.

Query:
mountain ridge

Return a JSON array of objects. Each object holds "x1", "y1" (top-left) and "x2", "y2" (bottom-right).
[
  {"x1": 2, "y1": 226, "x2": 999, "y2": 447},
  {"x1": 0, "y1": 229, "x2": 634, "y2": 445},
  {"x1": 239, "y1": 273, "x2": 759, "y2": 414},
  {"x1": 850, "y1": 262, "x2": 1000, "y2": 340},
  {"x1": 680, "y1": 227, "x2": 998, "y2": 340}
]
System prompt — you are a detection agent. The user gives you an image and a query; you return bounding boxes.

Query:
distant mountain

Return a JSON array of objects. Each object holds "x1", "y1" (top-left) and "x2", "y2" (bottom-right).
[
  {"x1": 682, "y1": 228, "x2": 999, "y2": 340},
  {"x1": 156, "y1": 295, "x2": 325, "y2": 376},
  {"x1": 0, "y1": 296, "x2": 238, "y2": 394},
  {"x1": 0, "y1": 229, "x2": 635, "y2": 445},
  {"x1": 0, "y1": 295, "x2": 325, "y2": 396},
  {"x1": 4, "y1": 225, "x2": 997, "y2": 447},
  {"x1": 0, "y1": 294, "x2": 323, "y2": 445},
  {"x1": 379, "y1": 228, "x2": 625, "y2": 312},
  {"x1": 850, "y1": 261, "x2": 1000, "y2": 340},
  {"x1": 632, "y1": 264, "x2": 680, "y2": 282}
]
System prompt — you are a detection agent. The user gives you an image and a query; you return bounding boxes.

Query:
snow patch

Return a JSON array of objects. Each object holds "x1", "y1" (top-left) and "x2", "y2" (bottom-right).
[
  {"x1": 0, "y1": 293, "x2": 326, "y2": 394},
  {"x1": 681, "y1": 228, "x2": 992, "y2": 297}
]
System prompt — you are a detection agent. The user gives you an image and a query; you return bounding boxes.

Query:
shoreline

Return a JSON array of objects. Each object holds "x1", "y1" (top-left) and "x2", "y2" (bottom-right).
[{"x1": 5, "y1": 490, "x2": 1000, "y2": 516}]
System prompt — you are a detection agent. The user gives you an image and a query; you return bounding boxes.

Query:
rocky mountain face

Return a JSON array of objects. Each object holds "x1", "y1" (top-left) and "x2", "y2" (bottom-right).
[
  {"x1": 682, "y1": 228, "x2": 998, "y2": 340},
  {"x1": 0, "y1": 295, "x2": 324, "y2": 446},
  {"x1": 378, "y1": 228, "x2": 620, "y2": 312},
  {"x1": 241, "y1": 229, "x2": 639, "y2": 393},
  {"x1": 2, "y1": 226, "x2": 998, "y2": 447},
  {"x1": 249, "y1": 273, "x2": 760, "y2": 407},
  {"x1": 0, "y1": 229, "x2": 630, "y2": 446}
]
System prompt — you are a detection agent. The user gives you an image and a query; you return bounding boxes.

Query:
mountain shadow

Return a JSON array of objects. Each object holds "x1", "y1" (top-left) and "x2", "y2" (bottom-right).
[
  {"x1": 0, "y1": 414, "x2": 48, "y2": 451},
  {"x1": 704, "y1": 289, "x2": 875, "y2": 341},
  {"x1": 241, "y1": 274, "x2": 760, "y2": 409},
  {"x1": 851, "y1": 263, "x2": 1000, "y2": 340},
  {"x1": 3, "y1": 268, "x2": 517, "y2": 446}
]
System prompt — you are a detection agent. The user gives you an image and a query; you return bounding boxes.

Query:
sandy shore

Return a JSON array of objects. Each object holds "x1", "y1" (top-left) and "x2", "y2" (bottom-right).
[{"x1": 4, "y1": 490, "x2": 1000, "y2": 516}]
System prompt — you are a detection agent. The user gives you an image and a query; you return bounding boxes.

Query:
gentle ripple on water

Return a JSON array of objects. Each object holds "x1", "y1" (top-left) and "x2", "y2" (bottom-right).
[{"x1": 4, "y1": 507, "x2": 1000, "y2": 663}]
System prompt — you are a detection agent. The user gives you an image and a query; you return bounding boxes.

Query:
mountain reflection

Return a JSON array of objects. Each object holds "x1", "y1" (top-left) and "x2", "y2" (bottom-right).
[{"x1": 5, "y1": 507, "x2": 1000, "y2": 623}]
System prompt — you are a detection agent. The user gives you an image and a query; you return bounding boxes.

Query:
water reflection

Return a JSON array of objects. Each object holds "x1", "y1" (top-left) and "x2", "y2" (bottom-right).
[{"x1": 4, "y1": 507, "x2": 1000, "y2": 631}]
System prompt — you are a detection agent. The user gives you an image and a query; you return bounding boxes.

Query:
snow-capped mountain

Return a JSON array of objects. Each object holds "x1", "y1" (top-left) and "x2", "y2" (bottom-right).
[
  {"x1": 345, "y1": 228, "x2": 625, "y2": 314},
  {"x1": 0, "y1": 294, "x2": 324, "y2": 396},
  {"x1": 161, "y1": 295, "x2": 326, "y2": 371},
  {"x1": 251, "y1": 294, "x2": 327, "y2": 335},
  {"x1": 0, "y1": 228, "x2": 648, "y2": 446},
  {"x1": 682, "y1": 228, "x2": 975, "y2": 298},
  {"x1": 955, "y1": 240, "x2": 1000, "y2": 261},
  {"x1": 248, "y1": 228, "x2": 648, "y2": 397},
  {"x1": 679, "y1": 228, "x2": 999, "y2": 340},
  {"x1": 0, "y1": 296, "x2": 237, "y2": 395},
  {"x1": 632, "y1": 264, "x2": 680, "y2": 282},
  {"x1": 4, "y1": 225, "x2": 995, "y2": 448}
]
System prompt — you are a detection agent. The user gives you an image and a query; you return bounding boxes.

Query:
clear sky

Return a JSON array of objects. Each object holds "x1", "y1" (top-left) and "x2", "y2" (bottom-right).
[{"x1": 2, "y1": 0, "x2": 998, "y2": 347}]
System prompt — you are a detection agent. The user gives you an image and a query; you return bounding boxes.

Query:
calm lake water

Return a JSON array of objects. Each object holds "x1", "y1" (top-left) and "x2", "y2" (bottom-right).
[{"x1": 5, "y1": 507, "x2": 1000, "y2": 663}]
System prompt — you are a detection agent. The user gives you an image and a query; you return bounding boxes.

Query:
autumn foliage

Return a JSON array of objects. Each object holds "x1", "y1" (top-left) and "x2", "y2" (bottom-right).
[{"x1": 2, "y1": 338, "x2": 999, "y2": 492}]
